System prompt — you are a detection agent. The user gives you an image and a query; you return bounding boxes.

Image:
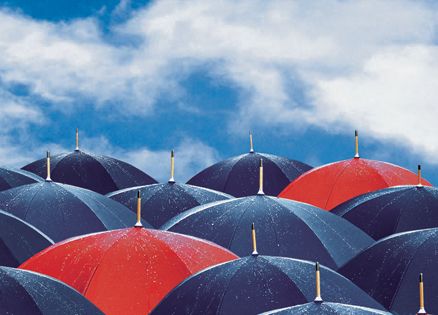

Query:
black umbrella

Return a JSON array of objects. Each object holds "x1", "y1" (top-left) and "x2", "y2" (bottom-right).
[
  {"x1": 0, "y1": 152, "x2": 151, "y2": 242},
  {"x1": 339, "y1": 228, "x2": 438, "y2": 315},
  {"x1": 0, "y1": 210, "x2": 53, "y2": 267},
  {"x1": 165, "y1": 162, "x2": 373, "y2": 269},
  {"x1": 151, "y1": 229, "x2": 384, "y2": 315},
  {"x1": 108, "y1": 150, "x2": 232, "y2": 228},
  {"x1": 0, "y1": 167, "x2": 42, "y2": 192},
  {"x1": 333, "y1": 166, "x2": 438, "y2": 240},
  {"x1": 22, "y1": 130, "x2": 156, "y2": 194},
  {"x1": 187, "y1": 132, "x2": 311, "y2": 197},
  {"x1": 0, "y1": 266, "x2": 103, "y2": 314},
  {"x1": 262, "y1": 302, "x2": 391, "y2": 314}
]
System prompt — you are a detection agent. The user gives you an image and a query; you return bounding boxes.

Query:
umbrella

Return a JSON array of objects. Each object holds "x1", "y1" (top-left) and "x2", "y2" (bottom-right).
[
  {"x1": 0, "y1": 210, "x2": 53, "y2": 267},
  {"x1": 339, "y1": 228, "x2": 438, "y2": 315},
  {"x1": 262, "y1": 302, "x2": 391, "y2": 314},
  {"x1": 187, "y1": 132, "x2": 312, "y2": 197},
  {"x1": 0, "y1": 167, "x2": 42, "y2": 192},
  {"x1": 164, "y1": 161, "x2": 373, "y2": 269},
  {"x1": 20, "y1": 200, "x2": 238, "y2": 315},
  {"x1": 0, "y1": 266, "x2": 104, "y2": 314},
  {"x1": 0, "y1": 152, "x2": 148, "y2": 242},
  {"x1": 261, "y1": 262, "x2": 391, "y2": 315},
  {"x1": 107, "y1": 150, "x2": 231, "y2": 228},
  {"x1": 332, "y1": 167, "x2": 438, "y2": 240},
  {"x1": 22, "y1": 130, "x2": 156, "y2": 194},
  {"x1": 279, "y1": 131, "x2": 431, "y2": 210},
  {"x1": 150, "y1": 228, "x2": 384, "y2": 315}
]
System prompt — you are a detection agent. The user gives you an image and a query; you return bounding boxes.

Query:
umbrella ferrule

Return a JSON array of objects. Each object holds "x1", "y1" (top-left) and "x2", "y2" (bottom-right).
[
  {"x1": 168, "y1": 150, "x2": 175, "y2": 183},
  {"x1": 257, "y1": 159, "x2": 264, "y2": 195},
  {"x1": 135, "y1": 190, "x2": 143, "y2": 227},
  {"x1": 354, "y1": 130, "x2": 360, "y2": 158},
  {"x1": 251, "y1": 223, "x2": 258, "y2": 256},
  {"x1": 418, "y1": 273, "x2": 427, "y2": 314},
  {"x1": 417, "y1": 165, "x2": 423, "y2": 188},
  {"x1": 249, "y1": 131, "x2": 254, "y2": 153},
  {"x1": 46, "y1": 151, "x2": 52, "y2": 182},
  {"x1": 314, "y1": 262, "x2": 323, "y2": 303},
  {"x1": 75, "y1": 128, "x2": 79, "y2": 151}
]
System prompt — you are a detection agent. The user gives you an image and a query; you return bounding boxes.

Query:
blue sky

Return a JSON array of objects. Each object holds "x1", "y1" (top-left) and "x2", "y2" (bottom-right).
[{"x1": 0, "y1": 0, "x2": 438, "y2": 184}]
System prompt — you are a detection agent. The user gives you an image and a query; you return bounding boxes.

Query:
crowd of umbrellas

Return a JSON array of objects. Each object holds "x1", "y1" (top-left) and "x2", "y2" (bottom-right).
[{"x1": 1, "y1": 129, "x2": 436, "y2": 315}]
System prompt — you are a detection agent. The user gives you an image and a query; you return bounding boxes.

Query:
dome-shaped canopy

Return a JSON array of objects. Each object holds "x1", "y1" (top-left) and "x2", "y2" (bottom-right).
[
  {"x1": 0, "y1": 181, "x2": 148, "y2": 242},
  {"x1": 339, "y1": 228, "x2": 438, "y2": 315},
  {"x1": 108, "y1": 183, "x2": 231, "y2": 228},
  {"x1": 279, "y1": 158, "x2": 430, "y2": 210},
  {"x1": 0, "y1": 266, "x2": 104, "y2": 315},
  {"x1": 23, "y1": 135, "x2": 156, "y2": 194},
  {"x1": 0, "y1": 210, "x2": 53, "y2": 267},
  {"x1": 332, "y1": 184, "x2": 438, "y2": 240},
  {"x1": 20, "y1": 226, "x2": 238, "y2": 315},
  {"x1": 0, "y1": 167, "x2": 42, "y2": 191},
  {"x1": 164, "y1": 194, "x2": 373, "y2": 269},
  {"x1": 262, "y1": 302, "x2": 391, "y2": 315},
  {"x1": 187, "y1": 133, "x2": 311, "y2": 197},
  {"x1": 150, "y1": 256, "x2": 385, "y2": 315}
]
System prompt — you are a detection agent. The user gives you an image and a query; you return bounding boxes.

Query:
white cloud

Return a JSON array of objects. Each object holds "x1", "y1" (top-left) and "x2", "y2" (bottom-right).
[{"x1": 1, "y1": 1, "x2": 438, "y2": 162}]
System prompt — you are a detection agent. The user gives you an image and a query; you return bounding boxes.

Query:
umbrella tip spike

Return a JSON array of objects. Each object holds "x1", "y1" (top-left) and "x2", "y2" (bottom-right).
[
  {"x1": 417, "y1": 273, "x2": 427, "y2": 314},
  {"x1": 251, "y1": 223, "x2": 258, "y2": 256},
  {"x1": 354, "y1": 130, "x2": 360, "y2": 159},
  {"x1": 417, "y1": 164, "x2": 423, "y2": 188},
  {"x1": 45, "y1": 151, "x2": 52, "y2": 182},
  {"x1": 257, "y1": 159, "x2": 265, "y2": 195},
  {"x1": 314, "y1": 262, "x2": 323, "y2": 303},
  {"x1": 75, "y1": 128, "x2": 79, "y2": 151},
  {"x1": 168, "y1": 150, "x2": 175, "y2": 183},
  {"x1": 249, "y1": 131, "x2": 254, "y2": 153},
  {"x1": 134, "y1": 190, "x2": 143, "y2": 228}
]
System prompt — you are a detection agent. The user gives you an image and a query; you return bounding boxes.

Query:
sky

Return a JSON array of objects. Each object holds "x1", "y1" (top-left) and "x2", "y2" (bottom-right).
[{"x1": 1, "y1": 0, "x2": 438, "y2": 184}]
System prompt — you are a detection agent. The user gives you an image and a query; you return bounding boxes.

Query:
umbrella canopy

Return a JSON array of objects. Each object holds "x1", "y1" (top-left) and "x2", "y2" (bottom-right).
[
  {"x1": 0, "y1": 167, "x2": 42, "y2": 192},
  {"x1": 187, "y1": 133, "x2": 311, "y2": 197},
  {"x1": 107, "y1": 150, "x2": 232, "y2": 228},
  {"x1": 0, "y1": 179, "x2": 148, "y2": 242},
  {"x1": 20, "y1": 224, "x2": 238, "y2": 315},
  {"x1": 339, "y1": 228, "x2": 438, "y2": 315},
  {"x1": 22, "y1": 131, "x2": 156, "y2": 194},
  {"x1": 332, "y1": 177, "x2": 438, "y2": 240},
  {"x1": 262, "y1": 302, "x2": 391, "y2": 315},
  {"x1": 279, "y1": 132, "x2": 430, "y2": 210},
  {"x1": 150, "y1": 255, "x2": 385, "y2": 315},
  {"x1": 0, "y1": 266, "x2": 104, "y2": 315},
  {"x1": 164, "y1": 184, "x2": 373, "y2": 269},
  {"x1": 0, "y1": 210, "x2": 53, "y2": 267}
]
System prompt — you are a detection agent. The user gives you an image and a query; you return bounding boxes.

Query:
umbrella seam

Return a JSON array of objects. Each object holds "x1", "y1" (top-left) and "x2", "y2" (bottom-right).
[
  {"x1": 216, "y1": 261, "x2": 247, "y2": 314},
  {"x1": 227, "y1": 199, "x2": 254, "y2": 251},
  {"x1": 324, "y1": 160, "x2": 352, "y2": 209},
  {"x1": 221, "y1": 156, "x2": 246, "y2": 194},
  {"x1": 22, "y1": 183, "x2": 45, "y2": 221}
]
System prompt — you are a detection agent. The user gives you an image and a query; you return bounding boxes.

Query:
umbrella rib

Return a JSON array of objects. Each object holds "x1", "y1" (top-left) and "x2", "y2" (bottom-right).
[
  {"x1": 324, "y1": 160, "x2": 352, "y2": 209},
  {"x1": 216, "y1": 261, "x2": 247, "y2": 314}
]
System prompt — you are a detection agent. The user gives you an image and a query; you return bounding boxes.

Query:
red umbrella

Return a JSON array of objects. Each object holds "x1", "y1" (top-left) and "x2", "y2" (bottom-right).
[
  {"x1": 279, "y1": 131, "x2": 431, "y2": 210},
  {"x1": 20, "y1": 193, "x2": 238, "y2": 315}
]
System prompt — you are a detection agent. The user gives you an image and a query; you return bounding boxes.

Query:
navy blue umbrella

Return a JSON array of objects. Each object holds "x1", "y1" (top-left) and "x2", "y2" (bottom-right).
[
  {"x1": 0, "y1": 167, "x2": 42, "y2": 192},
  {"x1": 333, "y1": 169, "x2": 438, "y2": 240},
  {"x1": 0, "y1": 157, "x2": 151, "y2": 242},
  {"x1": 165, "y1": 165, "x2": 373, "y2": 269},
  {"x1": 22, "y1": 131, "x2": 156, "y2": 194},
  {"x1": 262, "y1": 302, "x2": 391, "y2": 314},
  {"x1": 0, "y1": 210, "x2": 53, "y2": 267},
  {"x1": 187, "y1": 133, "x2": 312, "y2": 197},
  {"x1": 339, "y1": 228, "x2": 438, "y2": 315},
  {"x1": 151, "y1": 253, "x2": 385, "y2": 315},
  {"x1": 0, "y1": 266, "x2": 103, "y2": 314},
  {"x1": 108, "y1": 150, "x2": 232, "y2": 228}
]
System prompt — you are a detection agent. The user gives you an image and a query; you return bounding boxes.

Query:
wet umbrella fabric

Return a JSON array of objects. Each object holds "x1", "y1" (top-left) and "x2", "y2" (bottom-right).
[
  {"x1": 150, "y1": 256, "x2": 385, "y2": 315},
  {"x1": 0, "y1": 167, "x2": 42, "y2": 192},
  {"x1": 0, "y1": 266, "x2": 104, "y2": 315},
  {"x1": 332, "y1": 185, "x2": 438, "y2": 240},
  {"x1": 0, "y1": 210, "x2": 53, "y2": 267},
  {"x1": 107, "y1": 183, "x2": 231, "y2": 228},
  {"x1": 279, "y1": 158, "x2": 431, "y2": 210},
  {"x1": 22, "y1": 150, "x2": 157, "y2": 194},
  {"x1": 164, "y1": 195, "x2": 373, "y2": 269},
  {"x1": 20, "y1": 227, "x2": 238, "y2": 315},
  {"x1": 339, "y1": 228, "x2": 438, "y2": 315},
  {"x1": 261, "y1": 302, "x2": 391, "y2": 315},
  {"x1": 187, "y1": 152, "x2": 312, "y2": 197},
  {"x1": 0, "y1": 181, "x2": 148, "y2": 242}
]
